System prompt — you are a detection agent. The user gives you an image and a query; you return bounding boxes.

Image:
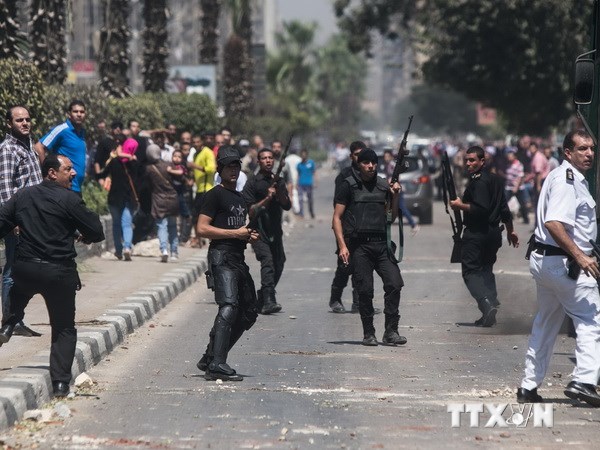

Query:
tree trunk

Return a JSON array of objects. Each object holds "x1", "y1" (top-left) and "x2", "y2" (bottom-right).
[
  {"x1": 199, "y1": 0, "x2": 221, "y2": 65},
  {"x1": 98, "y1": 0, "x2": 131, "y2": 98},
  {"x1": 142, "y1": 0, "x2": 169, "y2": 92},
  {"x1": 29, "y1": 0, "x2": 67, "y2": 84}
]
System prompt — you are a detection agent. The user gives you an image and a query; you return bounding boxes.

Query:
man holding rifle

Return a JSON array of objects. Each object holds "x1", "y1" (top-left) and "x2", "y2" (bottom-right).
[
  {"x1": 332, "y1": 148, "x2": 406, "y2": 346},
  {"x1": 517, "y1": 130, "x2": 600, "y2": 407},
  {"x1": 242, "y1": 147, "x2": 291, "y2": 315},
  {"x1": 449, "y1": 146, "x2": 519, "y2": 327}
]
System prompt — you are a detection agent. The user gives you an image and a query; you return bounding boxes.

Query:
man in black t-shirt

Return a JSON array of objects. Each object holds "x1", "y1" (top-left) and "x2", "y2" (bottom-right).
[
  {"x1": 242, "y1": 147, "x2": 291, "y2": 314},
  {"x1": 196, "y1": 146, "x2": 259, "y2": 382}
]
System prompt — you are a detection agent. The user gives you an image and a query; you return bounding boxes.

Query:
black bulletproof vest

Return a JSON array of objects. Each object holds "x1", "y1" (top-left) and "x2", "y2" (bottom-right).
[{"x1": 343, "y1": 175, "x2": 388, "y2": 237}]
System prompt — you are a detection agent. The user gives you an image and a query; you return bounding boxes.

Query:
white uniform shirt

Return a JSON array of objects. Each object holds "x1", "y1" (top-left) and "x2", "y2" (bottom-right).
[{"x1": 534, "y1": 160, "x2": 597, "y2": 253}]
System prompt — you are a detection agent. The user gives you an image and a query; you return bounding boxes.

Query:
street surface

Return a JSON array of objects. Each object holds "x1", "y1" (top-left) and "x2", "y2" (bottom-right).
[{"x1": 2, "y1": 171, "x2": 600, "y2": 448}]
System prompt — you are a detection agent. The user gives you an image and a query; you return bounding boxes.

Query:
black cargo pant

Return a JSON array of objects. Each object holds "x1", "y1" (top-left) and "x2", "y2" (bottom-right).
[
  {"x1": 351, "y1": 240, "x2": 403, "y2": 329},
  {"x1": 252, "y1": 234, "x2": 286, "y2": 291},
  {"x1": 4, "y1": 260, "x2": 80, "y2": 384},
  {"x1": 460, "y1": 226, "x2": 502, "y2": 311}
]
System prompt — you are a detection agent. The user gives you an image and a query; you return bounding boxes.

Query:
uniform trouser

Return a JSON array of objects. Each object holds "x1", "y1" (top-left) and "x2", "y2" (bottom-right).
[
  {"x1": 461, "y1": 227, "x2": 502, "y2": 311},
  {"x1": 351, "y1": 241, "x2": 403, "y2": 332},
  {"x1": 205, "y1": 248, "x2": 258, "y2": 364},
  {"x1": 330, "y1": 249, "x2": 357, "y2": 303},
  {"x1": 521, "y1": 253, "x2": 600, "y2": 389},
  {"x1": 252, "y1": 235, "x2": 286, "y2": 291},
  {"x1": 1, "y1": 233, "x2": 18, "y2": 320},
  {"x1": 3, "y1": 260, "x2": 79, "y2": 384}
]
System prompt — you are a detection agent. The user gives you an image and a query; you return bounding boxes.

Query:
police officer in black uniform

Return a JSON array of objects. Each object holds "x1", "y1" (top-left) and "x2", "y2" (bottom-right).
[
  {"x1": 333, "y1": 148, "x2": 407, "y2": 346},
  {"x1": 329, "y1": 141, "x2": 366, "y2": 313},
  {"x1": 196, "y1": 146, "x2": 259, "y2": 381},
  {"x1": 0, "y1": 154, "x2": 104, "y2": 397},
  {"x1": 450, "y1": 145, "x2": 519, "y2": 327},
  {"x1": 242, "y1": 147, "x2": 291, "y2": 314}
]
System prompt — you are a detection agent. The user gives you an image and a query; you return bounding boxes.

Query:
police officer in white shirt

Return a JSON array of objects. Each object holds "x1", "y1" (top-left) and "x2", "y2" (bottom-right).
[{"x1": 518, "y1": 129, "x2": 600, "y2": 407}]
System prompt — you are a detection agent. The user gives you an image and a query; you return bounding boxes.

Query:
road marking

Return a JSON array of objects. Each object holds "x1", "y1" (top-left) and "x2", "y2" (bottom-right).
[{"x1": 286, "y1": 267, "x2": 532, "y2": 277}]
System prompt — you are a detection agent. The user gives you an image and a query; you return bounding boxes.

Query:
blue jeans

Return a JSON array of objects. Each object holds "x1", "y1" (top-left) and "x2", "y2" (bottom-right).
[
  {"x1": 298, "y1": 184, "x2": 314, "y2": 218},
  {"x1": 109, "y1": 202, "x2": 133, "y2": 256},
  {"x1": 156, "y1": 216, "x2": 178, "y2": 255},
  {"x1": 398, "y1": 192, "x2": 416, "y2": 228},
  {"x1": 2, "y1": 233, "x2": 18, "y2": 321}
]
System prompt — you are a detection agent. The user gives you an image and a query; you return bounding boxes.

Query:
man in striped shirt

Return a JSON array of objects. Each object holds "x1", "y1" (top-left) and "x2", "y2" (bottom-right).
[{"x1": 0, "y1": 105, "x2": 43, "y2": 337}]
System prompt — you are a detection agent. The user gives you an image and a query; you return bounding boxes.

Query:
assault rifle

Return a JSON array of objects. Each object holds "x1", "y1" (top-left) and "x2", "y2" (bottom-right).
[
  {"x1": 391, "y1": 115, "x2": 413, "y2": 184},
  {"x1": 247, "y1": 205, "x2": 266, "y2": 230},
  {"x1": 390, "y1": 115, "x2": 413, "y2": 263},
  {"x1": 441, "y1": 151, "x2": 463, "y2": 263},
  {"x1": 273, "y1": 134, "x2": 294, "y2": 183}
]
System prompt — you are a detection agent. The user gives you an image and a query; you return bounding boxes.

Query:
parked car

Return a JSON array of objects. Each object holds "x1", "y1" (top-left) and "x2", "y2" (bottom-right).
[{"x1": 399, "y1": 154, "x2": 434, "y2": 225}]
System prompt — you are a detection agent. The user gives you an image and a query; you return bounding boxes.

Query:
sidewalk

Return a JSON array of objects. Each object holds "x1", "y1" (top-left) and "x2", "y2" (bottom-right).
[{"x1": 0, "y1": 244, "x2": 208, "y2": 431}]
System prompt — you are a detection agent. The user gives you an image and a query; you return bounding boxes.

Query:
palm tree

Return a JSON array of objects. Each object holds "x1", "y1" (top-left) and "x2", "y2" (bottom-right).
[
  {"x1": 0, "y1": 0, "x2": 27, "y2": 59},
  {"x1": 29, "y1": 0, "x2": 67, "y2": 84},
  {"x1": 98, "y1": 0, "x2": 131, "y2": 98},
  {"x1": 223, "y1": 0, "x2": 253, "y2": 127},
  {"x1": 142, "y1": 0, "x2": 169, "y2": 92},
  {"x1": 199, "y1": 0, "x2": 221, "y2": 65}
]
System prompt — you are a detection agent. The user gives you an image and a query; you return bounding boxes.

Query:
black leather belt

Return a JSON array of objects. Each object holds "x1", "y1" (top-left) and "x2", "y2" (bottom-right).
[
  {"x1": 356, "y1": 235, "x2": 386, "y2": 242},
  {"x1": 533, "y1": 242, "x2": 569, "y2": 257},
  {"x1": 19, "y1": 257, "x2": 76, "y2": 266}
]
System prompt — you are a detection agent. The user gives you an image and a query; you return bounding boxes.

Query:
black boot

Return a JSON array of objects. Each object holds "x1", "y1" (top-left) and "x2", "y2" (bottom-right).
[
  {"x1": 382, "y1": 314, "x2": 407, "y2": 345},
  {"x1": 0, "y1": 323, "x2": 15, "y2": 346},
  {"x1": 205, "y1": 313, "x2": 243, "y2": 381},
  {"x1": 329, "y1": 286, "x2": 345, "y2": 313},
  {"x1": 475, "y1": 297, "x2": 497, "y2": 327},
  {"x1": 361, "y1": 316, "x2": 378, "y2": 346},
  {"x1": 261, "y1": 288, "x2": 282, "y2": 315},
  {"x1": 198, "y1": 325, "x2": 245, "y2": 372}
]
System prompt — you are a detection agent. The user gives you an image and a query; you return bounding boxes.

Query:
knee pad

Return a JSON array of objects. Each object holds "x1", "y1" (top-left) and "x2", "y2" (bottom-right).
[
  {"x1": 214, "y1": 269, "x2": 239, "y2": 306},
  {"x1": 217, "y1": 304, "x2": 238, "y2": 326}
]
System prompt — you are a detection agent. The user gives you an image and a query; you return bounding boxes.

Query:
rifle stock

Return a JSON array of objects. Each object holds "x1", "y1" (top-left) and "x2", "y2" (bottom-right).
[{"x1": 441, "y1": 151, "x2": 463, "y2": 263}]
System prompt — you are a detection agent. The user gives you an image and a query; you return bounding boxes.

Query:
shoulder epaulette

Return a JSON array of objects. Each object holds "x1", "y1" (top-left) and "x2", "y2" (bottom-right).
[{"x1": 566, "y1": 168, "x2": 574, "y2": 183}]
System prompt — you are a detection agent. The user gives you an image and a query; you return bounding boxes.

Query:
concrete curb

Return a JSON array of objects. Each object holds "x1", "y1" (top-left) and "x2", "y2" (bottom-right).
[{"x1": 0, "y1": 255, "x2": 207, "y2": 431}]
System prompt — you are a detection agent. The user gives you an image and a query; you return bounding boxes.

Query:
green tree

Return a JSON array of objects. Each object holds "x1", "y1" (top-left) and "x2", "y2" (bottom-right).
[
  {"x1": 199, "y1": 0, "x2": 222, "y2": 64},
  {"x1": 223, "y1": 0, "x2": 254, "y2": 129},
  {"x1": 266, "y1": 21, "x2": 326, "y2": 134},
  {"x1": 142, "y1": 0, "x2": 169, "y2": 92},
  {"x1": 107, "y1": 95, "x2": 164, "y2": 130},
  {"x1": 150, "y1": 92, "x2": 219, "y2": 135},
  {"x1": 98, "y1": 0, "x2": 131, "y2": 98},
  {"x1": 314, "y1": 35, "x2": 367, "y2": 140},
  {"x1": 0, "y1": 0, "x2": 27, "y2": 59},
  {"x1": 30, "y1": 0, "x2": 67, "y2": 84},
  {"x1": 335, "y1": 0, "x2": 594, "y2": 134},
  {"x1": 0, "y1": 59, "x2": 48, "y2": 136}
]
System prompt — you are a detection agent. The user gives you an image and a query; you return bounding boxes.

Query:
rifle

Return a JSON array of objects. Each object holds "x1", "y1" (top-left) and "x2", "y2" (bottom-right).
[
  {"x1": 391, "y1": 115, "x2": 413, "y2": 184},
  {"x1": 273, "y1": 134, "x2": 294, "y2": 183},
  {"x1": 247, "y1": 205, "x2": 266, "y2": 229},
  {"x1": 389, "y1": 115, "x2": 413, "y2": 263},
  {"x1": 441, "y1": 151, "x2": 463, "y2": 263}
]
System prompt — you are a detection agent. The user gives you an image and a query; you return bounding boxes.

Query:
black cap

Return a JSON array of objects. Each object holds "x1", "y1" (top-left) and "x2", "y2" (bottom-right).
[
  {"x1": 357, "y1": 148, "x2": 378, "y2": 164},
  {"x1": 217, "y1": 145, "x2": 241, "y2": 169}
]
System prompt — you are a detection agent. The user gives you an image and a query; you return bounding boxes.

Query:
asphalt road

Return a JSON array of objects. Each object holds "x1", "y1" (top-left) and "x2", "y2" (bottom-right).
[{"x1": 3, "y1": 172, "x2": 600, "y2": 449}]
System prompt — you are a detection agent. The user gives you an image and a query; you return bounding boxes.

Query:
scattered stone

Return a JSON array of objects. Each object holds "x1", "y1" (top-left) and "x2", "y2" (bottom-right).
[
  {"x1": 281, "y1": 427, "x2": 288, "y2": 435},
  {"x1": 289, "y1": 316, "x2": 297, "y2": 319},
  {"x1": 216, "y1": 379, "x2": 223, "y2": 385},
  {"x1": 74, "y1": 372, "x2": 94, "y2": 388},
  {"x1": 552, "y1": 372, "x2": 562, "y2": 379},
  {"x1": 512, "y1": 346, "x2": 518, "y2": 350},
  {"x1": 132, "y1": 239, "x2": 161, "y2": 257},
  {"x1": 53, "y1": 402, "x2": 71, "y2": 419},
  {"x1": 499, "y1": 432, "x2": 511, "y2": 438},
  {"x1": 23, "y1": 409, "x2": 53, "y2": 422}
]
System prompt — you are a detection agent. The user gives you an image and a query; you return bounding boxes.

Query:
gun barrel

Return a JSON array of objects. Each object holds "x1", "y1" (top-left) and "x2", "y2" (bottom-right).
[{"x1": 589, "y1": 239, "x2": 600, "y2": 257}]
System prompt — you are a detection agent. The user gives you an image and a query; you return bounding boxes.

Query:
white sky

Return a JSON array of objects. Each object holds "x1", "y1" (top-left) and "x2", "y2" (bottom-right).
[{"x1": 277, "y1": 0, "x2": 338, "y2": 45}]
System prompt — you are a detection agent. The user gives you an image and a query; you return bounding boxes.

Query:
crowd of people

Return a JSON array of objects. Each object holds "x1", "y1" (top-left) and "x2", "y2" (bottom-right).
[{"x1": 2, "y1": 99, "x2": 600, "y2": 406}]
